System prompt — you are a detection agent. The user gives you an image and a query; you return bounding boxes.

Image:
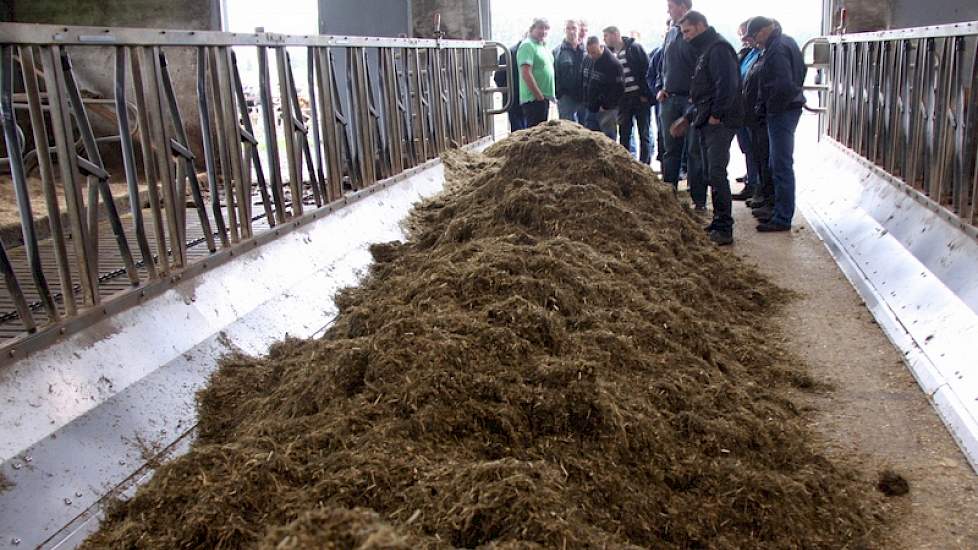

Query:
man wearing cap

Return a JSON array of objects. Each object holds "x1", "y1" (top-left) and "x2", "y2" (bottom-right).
[
  {"x1": 746, "y1": 16, "x2": 806, "y2": 232},
  {"x1": 668, "y1": 11, "x2": 742, "y2": 246},
  {"x1": 657, "y1": 0, "x2": 705, "y2": 211},
  {"x1": 554, "y1": 19, "x2": 588, "y2": 123},
  {"x1": 583, "y1": 36, "x2": 625, "y2": 140},
  {"x1": 517, "y1": 18, "x2": 556, "y2": 128}
]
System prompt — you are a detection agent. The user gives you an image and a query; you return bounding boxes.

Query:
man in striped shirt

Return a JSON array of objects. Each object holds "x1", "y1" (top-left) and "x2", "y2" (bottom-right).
[{"x1": 602, "y1": 26, "x2": 652, "y2": 164}]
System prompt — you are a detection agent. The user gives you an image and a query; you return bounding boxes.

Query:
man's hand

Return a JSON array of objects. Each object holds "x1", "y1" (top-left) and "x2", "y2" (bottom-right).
[
  {"x1": 656, "y1": 90, "x2": 669, "y2": 102},
  {"x1": 670, "y1": 118, "x2": 689, "y2": 138},
  {"x1": 708, "y1": 116, "x2": 721, "y2": 125}
]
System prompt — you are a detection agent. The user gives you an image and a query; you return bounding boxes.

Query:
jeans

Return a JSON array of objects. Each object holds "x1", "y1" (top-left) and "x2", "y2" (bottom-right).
[
  {"x1": 653, "y1": 104, "x2": 664, "y2": 162},
  {"x1": 507, "y1": 104, "x2": 527, "y2": 132},
  {"x1": 685, "y1": 123, "x2": 707, "y2": 206},
  {"x1": 748, "y1": 122, "x2": 773, "y2": 203},
  {"x1": 585, "y1": 109, "x2": 618, "y2": 140},
  {"x1": 557, "y1": 96, "x2": 588, "y2": 124},
  {"x1": 767, "y1": 108, "x2": 802, "y2": 226},
  {"x1": 522, "y1": 99, "x2": 550, "y2": 127},
  {"x1": 698, "y1": 124, "x2": 736, "y2": 233},
  {"x1": 659, "y1": 94, "x2": 702, "y2": 203},
  {"x1": 618, "y1": 96, "x2": 651, "y2": 164},
  {"x1": 736, "y1": 127, "x2": 756, "y2": 190}
]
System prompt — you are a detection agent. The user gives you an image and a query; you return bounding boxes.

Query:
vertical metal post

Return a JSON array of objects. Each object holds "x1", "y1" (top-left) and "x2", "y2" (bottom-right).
[
  {"x1": 114, "y1": 47, "x2": 158, "y2": 279},
  {"x1": 157, "y1": 49, "x2": 217, "y2": 253},
  {"x1": 139, "y1": 46, "x2": 185, "y2": 267},
  {"x1": 207, "y1": 47, "x2": 239, "y2": 242},
  {"x1": 275, "y1": 47, "x2": 304, "y2": 215},
  {"x1": 196, "y1": 47, "x2": 231, "y2": 248},
  {"x1": 315, "y1": 47, "x2": 343, "y2": 201},
  {"x1": 19, "y1": 45, "x2": 76, "y2": 315},
  {"x1": 230, "y1": 50, "x2": 276, "y2": 225},
  {"x1": 216, "y1": 47, "x2": 251, "y2": 238},
  {"x1": 61, "y1": 48, "x2": 140, "y2": 286},
  {"x1": 284, "y1": 50, "x2": 325, "y2": 206},
  {"x1": 306, "y1": 49, "x2": 327, "y2": 197},
  {"x1": 41, "y1": 45, "x2": 98, "y2": 304},
  {"x1": 1, "y1": 45, "x2": 59, "y2": 320}
]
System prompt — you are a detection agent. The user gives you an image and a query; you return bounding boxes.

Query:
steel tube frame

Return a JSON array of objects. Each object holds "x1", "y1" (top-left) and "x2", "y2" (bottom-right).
[
  {"x1": 822, "y1": 21, "x2": 978, "y2": 230},
  {"x1": 0, "y1": 21, "x2": 504, "y2": 350}
]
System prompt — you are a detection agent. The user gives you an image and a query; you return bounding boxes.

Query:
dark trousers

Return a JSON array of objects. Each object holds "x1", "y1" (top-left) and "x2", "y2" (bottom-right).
[
  {"x1": 618, "y1": 96, "x2": 652, "y2": 164},
  {"x1": 522, "y1": 100, "x2": 550, "y2": 128},
  {"x1": 698, "y1": 124, "x2": 736, "y2": 233},
  {"x1": 748, "y1": 121, "x2": 773, "y2": 203},
  {"x1": 507, "y1": 103, "x2": 527, "y2": 132},
  {"x1": 736, "y1": 127, "x2": 755, "y2": 190},
  {"x1": 767, "y1": 108, "x2": 802, "y2": 226},
  {"x1": 686, "y1": 123, "x2": 707, "y2": 206}
]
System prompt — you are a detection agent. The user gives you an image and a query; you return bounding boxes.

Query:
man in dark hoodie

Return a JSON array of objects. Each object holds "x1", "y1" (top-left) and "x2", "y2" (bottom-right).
[
  {"x1": 603, "y1": 26, "x2": 652, "y2": 164},
  {"x1": 669, "y1": 11, "x2": 742, "y2": 246},
  {"x1": 584, "y1": 36, "x2": 625, "y2": 139},
  {"x1": 747, "y1": 16, "x2": 806, "y2": 232}
]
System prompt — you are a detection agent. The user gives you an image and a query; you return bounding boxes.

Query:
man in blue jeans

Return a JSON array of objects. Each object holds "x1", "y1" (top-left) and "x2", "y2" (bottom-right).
[
  {"x1": 656, "y1": 0, "x2": 705, "y2": 210},
  {"x1": 669, "y1": 11, "x2": 742, "y2": 246},
  {"x1": 747, "y1": 16, "x2": 806, "y2": 232},
  {"x1": 553, "y1": 20, "x2": 588, "y2": 123}
]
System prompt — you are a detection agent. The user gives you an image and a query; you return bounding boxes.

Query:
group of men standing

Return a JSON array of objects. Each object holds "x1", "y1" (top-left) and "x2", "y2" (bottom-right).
[{"x1": 496, "y1": 0, "x2": 807, "y2": 247}]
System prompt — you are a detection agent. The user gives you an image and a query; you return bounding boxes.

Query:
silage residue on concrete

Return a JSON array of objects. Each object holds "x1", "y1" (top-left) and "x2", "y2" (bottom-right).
[{"x1": 84, "y1": 121, "x2": 885, "y2": 549}]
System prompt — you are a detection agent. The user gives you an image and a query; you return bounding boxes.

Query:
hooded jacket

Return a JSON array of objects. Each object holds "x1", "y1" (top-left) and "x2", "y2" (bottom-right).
[
  {"x1": 684, "y1": 27, "x2": 743, "y2": 128},
  {"x1": 614, "y1": 36, "x2": 651, "y2": 99},
  {"x1": 584, "y1": 46, "x2": 624, "y2": 112}
]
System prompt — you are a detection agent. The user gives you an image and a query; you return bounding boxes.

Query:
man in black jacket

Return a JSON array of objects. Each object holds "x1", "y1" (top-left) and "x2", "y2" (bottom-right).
[
  {"x1": 747, "y1": 16, "x2": 806, "y2": 232},
  {"x1": 583, "y1": 36, "x2": 624, "y2": 139},
  {"x1": 494, "y1": 39, "x2": 527, "y2": 131},
  {"x1": 553, "y1": 19, "x2": 587, "y2": 123},
  {"x1": 669, "y1": 11, "x2": 742, "y2": 246},
  {"x1": 603, "y1": 26, "x2": 652, "y2": 164}
]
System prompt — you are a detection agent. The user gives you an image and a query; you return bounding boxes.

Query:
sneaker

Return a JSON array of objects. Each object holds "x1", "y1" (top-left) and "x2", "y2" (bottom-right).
[
  {"x1": 756, "y1": 222, "x2": 791, "y2": 232},
  {"x1": 709, "y1": 230, "x2": 734, "y2": 245},
  {"x1": 751, "y1": 206, "x2": 773, "y2": 219},
  {"x1": 693, "y1": 204, "x2": 708, "y2": 214}
]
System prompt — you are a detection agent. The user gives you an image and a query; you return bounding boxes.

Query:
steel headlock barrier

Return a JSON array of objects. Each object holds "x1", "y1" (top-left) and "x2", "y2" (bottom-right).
[
  {"x1": 0, "y1": 22, "x2": 514, "y2": 357},
  {"x1": 816, "y1": 21, "x2": 978, "y2": 233}
]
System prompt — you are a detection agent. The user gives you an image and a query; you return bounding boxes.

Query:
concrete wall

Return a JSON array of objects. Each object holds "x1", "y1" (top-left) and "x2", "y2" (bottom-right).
[
  {"x1": 411, "y1": 0, "x2": 488, "y2": 40},
  {"x1": 891, "y1": 0, "x2": 978, "y2": 28},
  {"x1": 320, "y1": 0, "x2": 411, "y2": 37},
  {"x1": 7, "y1": 0, "x2": 222, "y2": 172},
  {"x1": 10, "y1": 0, "x2": 221, "y2": 29},
  {"x1": 824, "y1": 0, "x2": 978, "y2": 32}
]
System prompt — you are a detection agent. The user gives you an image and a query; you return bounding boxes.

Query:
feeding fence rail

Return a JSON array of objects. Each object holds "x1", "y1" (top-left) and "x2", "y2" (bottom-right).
[
  {"x1": 0, "y1": 22, "x2": 512, "y2": 359},
  {"x1": 817, "y1": 21, "x2": 978, "y2": 234}
]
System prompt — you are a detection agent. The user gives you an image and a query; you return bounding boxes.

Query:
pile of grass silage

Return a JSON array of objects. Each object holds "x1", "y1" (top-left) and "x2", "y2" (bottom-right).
[{"x1": 84, "y1": 121, "x2": 886, "y2": 549}]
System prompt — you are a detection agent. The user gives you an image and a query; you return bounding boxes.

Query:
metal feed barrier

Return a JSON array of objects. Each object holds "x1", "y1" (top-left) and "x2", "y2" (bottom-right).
[
  {"x1": 0, "y1": 22, "x2": 513, "y2": 362},
  {"x1": 822, "y1": 21, "x2": 978, "y2": 233},
  {"x1": 799, "y1": 21, "x2": 978, "y2": 472}
]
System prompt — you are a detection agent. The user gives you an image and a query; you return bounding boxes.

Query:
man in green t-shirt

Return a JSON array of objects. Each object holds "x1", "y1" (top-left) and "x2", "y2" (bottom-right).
[{"x1": 516, "y1": 18, "x2": 555, "y2": 127}]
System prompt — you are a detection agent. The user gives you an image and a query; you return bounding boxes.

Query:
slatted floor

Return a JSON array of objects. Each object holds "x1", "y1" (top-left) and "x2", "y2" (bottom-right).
[{"x1": 0, "y1": 201, "x2": 278, "y2": 344}]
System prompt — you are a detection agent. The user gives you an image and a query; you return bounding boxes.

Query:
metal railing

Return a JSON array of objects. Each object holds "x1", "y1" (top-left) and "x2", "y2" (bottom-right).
[
  {"x1": 822, "y1": 21, "x2": 978, "y2": 230},
  {"x1": 0, "y1": 22, "x2": 512, "y2": 350}
]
